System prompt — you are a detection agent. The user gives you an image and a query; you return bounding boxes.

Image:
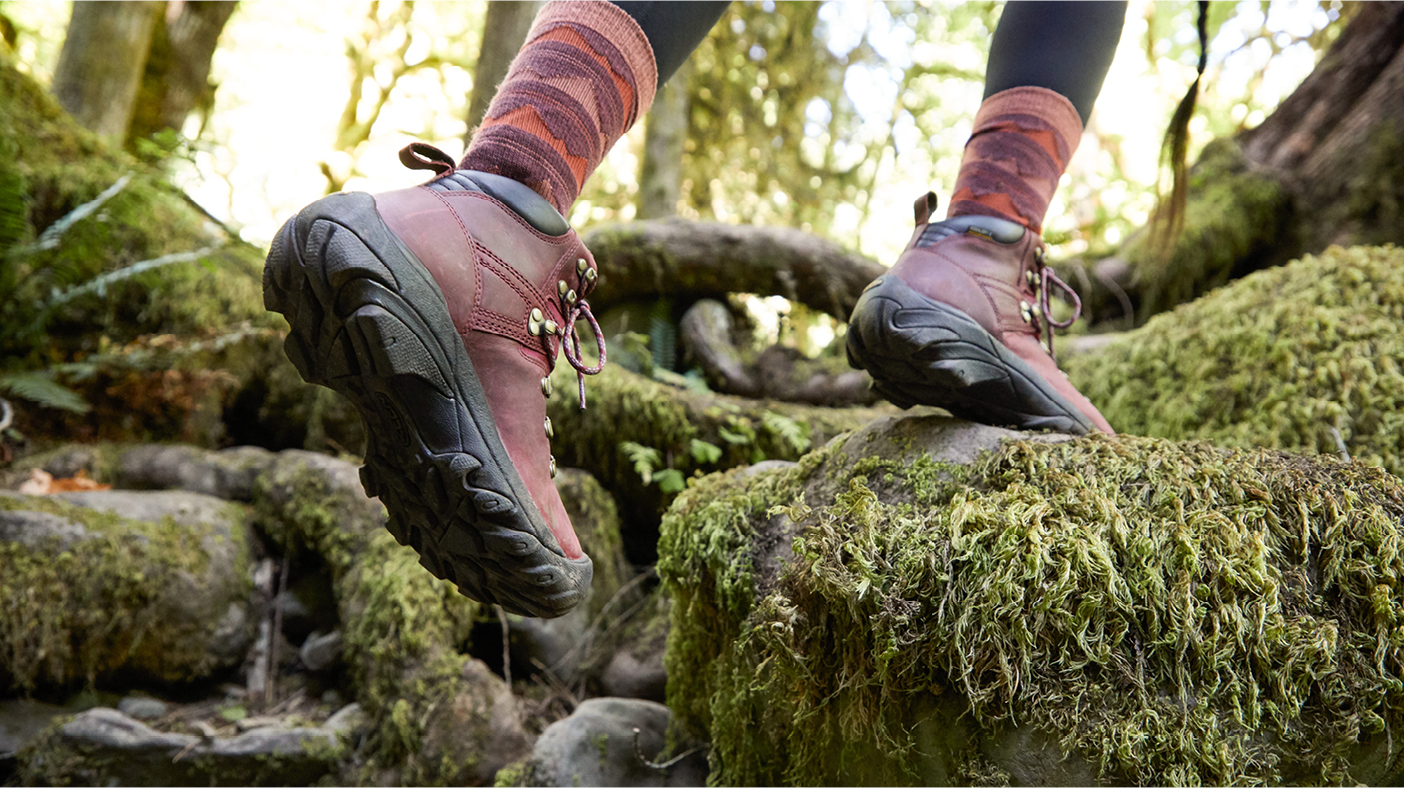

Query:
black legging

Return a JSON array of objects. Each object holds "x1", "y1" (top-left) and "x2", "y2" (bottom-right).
[{"x1": 611, "y1": 1, "x2": 1125, "y2": 122}]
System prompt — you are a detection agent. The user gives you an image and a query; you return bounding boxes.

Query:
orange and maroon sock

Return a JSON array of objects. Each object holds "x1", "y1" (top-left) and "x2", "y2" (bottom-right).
[
  {"x1": 946, "y1": 86, "x2": 1083, "y2": 235},
  {"x1": 460, "y1": 1, "x2": 658, "y2": 216}
]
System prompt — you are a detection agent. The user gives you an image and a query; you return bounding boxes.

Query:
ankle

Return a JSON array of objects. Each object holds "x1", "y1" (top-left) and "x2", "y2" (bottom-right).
[{"x1": 946, "y1": 86, "x2": 1082, "y2": 234}]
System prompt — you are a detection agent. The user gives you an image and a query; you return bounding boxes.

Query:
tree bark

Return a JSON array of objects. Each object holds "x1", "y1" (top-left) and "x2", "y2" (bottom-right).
[
  {"x1": 583, "y1": 219, "x2": 885, "y2": 321},
  {"x1": 1067, "y1": 2, "x2": 1404, "y2": 328},
  {"x1": 464, "y1": 1, "x2": 541, "y2": 139},
  {"x1": 52, "y1": 1, "x2": 162, "y2": 141},
  {"x1": 637, "y1": 61, "x2": 691, "y2": 220},
  {"x1": 128, "y1": 1, "x2": 238, "y2": 147}
]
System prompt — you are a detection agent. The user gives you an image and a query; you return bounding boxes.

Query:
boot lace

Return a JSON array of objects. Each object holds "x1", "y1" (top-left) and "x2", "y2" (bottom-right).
[
  {"x1": 561, "y1": 299, "x2": 606, "y2": 409},
  {"x1": 1037, "y1": 263, "x2": 1082, "y2": 364}
]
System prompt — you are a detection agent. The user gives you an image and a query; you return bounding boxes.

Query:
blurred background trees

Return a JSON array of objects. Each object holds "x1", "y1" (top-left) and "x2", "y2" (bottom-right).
[{"x1": 0, "y1": 0, "x2": 1399, "y2": 450}]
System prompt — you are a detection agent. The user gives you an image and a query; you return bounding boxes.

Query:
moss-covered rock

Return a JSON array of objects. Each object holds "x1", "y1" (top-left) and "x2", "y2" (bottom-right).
[
  {"x1": 548, "y1": 362, "x2": 889, "y2": 561},
  {"x1": 1065, "y1": 244, "x2": 1404, "y2": 477},
  {"x1": 0, "y1": 489, "x2": 252, "y2": 691},
  {"x1": 660, "y1": 415, "x2": 1404, "y2": 785}
]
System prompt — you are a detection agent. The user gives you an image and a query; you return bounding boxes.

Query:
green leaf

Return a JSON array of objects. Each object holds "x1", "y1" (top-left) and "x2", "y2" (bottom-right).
[
  {"x1": 690, "y1": 439, "x2": 723, "y2": 465},
  {"x1": 762, "y1": 410, "x2": 811, "y2": 454},
  {"x1": 0, "y1": 372, "x2": 90, "y2": 413},
  {"x1": 717, "y1": 427, "x2": 751, "y2": 445},
  {"x1": 219, "y1": 705, "x2": 247, "y2": 722},
  {"x1": 654, "y1": 469, "x2": 686, "y2": 494},
  {"x1": 619, "y1": 441, "x2": 662, "y2": 485}
]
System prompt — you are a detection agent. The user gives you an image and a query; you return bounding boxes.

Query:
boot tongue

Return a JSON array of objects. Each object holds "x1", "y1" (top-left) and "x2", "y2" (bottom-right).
[{"x1": 916, "y1": 215, "x2": 1026, "y2": 248}]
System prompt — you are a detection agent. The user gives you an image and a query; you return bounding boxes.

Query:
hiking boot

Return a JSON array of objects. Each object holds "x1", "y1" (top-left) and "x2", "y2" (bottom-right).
[
  {"x1": 847, "y1": 192, "x2": 1112, "y2": 435},
  {"x1": 262, "y1": 143, "x2": 605, "y2": 618}
]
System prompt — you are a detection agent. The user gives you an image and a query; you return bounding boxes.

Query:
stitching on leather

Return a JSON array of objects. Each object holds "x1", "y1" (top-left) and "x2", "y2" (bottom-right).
[{"x1": 446, "y1": 190, "x2": 573, "y2": 245}]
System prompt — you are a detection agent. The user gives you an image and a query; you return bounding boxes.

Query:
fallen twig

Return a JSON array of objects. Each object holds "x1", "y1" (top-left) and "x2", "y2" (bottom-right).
[{"x1": 632, "y1": 727, "x2": 704, "y2": 771}]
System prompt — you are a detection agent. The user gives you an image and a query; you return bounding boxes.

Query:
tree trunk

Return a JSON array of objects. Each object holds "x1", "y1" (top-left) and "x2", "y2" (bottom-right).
[
  {"x1": 51, "y1": 2, "x2": 162, "y2": 142},
  {"x1": 464, "y1": 1, "x2": 541, "y2": 139},
  {"x1": 1067, "y1": 2, "x2": 1404, "y2": 328},
  {"x1": 583, "y1": 219, "x2": 885, "y2": 321},
  {"x1": 637, "y1": 61, "x2": 691, "y2": 220},
  {"x1": 128, "y1": 1, "x2": 238, "y2": 147}
]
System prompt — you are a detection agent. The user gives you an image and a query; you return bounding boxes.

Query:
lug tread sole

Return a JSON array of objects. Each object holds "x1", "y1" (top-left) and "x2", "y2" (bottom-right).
[
  {"x1": 263, "y1": 191, "x2": 590, "y2": 618},
  {"x1": 847, "y1": 277, "x2": 1093, "y2": 435}
]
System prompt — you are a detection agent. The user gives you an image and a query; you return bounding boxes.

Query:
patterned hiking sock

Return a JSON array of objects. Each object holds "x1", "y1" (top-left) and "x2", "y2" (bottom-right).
[
  {"x1": 946, "y1": 86, "x2": 1083, "y2": 234},
  {"x1": 459, "y1": 0, "x2": 658, "y2": 216}
]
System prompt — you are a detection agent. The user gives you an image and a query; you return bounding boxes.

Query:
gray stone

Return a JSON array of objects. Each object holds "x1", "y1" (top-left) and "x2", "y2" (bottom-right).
[
  {"x1": 115, "y1": 444, "x2": 277, "y2": 501},
  {"x1": 599, "y1": 650, "x2": 667, "y2": 704},
  {"x1": 116, "y1": 696, "x2": 167, "y2": 720},
  {"x1": 324, "y1": 702, "x2": 367, "y2": 740},
  {"x1": 53, "y1": 488, "x2": 237, "y2": 531},
  {"x1": 19, "y1": 707, "x2": 339, "y2": 786},
  {"x1": 0, "y1": 504, "x2": 90, "y2": 549},
  {"x1": 509, "y1": 608, "x2": 588, "y2": 677},
  {"x1": 524, "y1": 698, "x2": 706, "y2": 787},
  {"x1": 299, "y1": 630, "x2": 343, "y2": 672}
]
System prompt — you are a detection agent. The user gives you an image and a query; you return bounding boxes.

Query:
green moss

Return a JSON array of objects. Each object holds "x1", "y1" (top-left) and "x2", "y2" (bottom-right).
[
  {"x1": 548, "y1": 362, "x2": 884, "y2": 549},
  {"x1": 493, "y1": 760, "x2": 528, "y2": 787},
  {"x1": 251, "y1": 455, "x2": 481, "y2": 785},
  {"x1": 1118, "y1": 138, "x2": 1296, "y2": 324},
  {"x1": 662, "y1": 431, "x2": 1404, "y2": 785},
  {"x1": 1066, "y1": 245, "x2": 1404, "y2": 477},
  {"x1": 0, "y1": 493, "x2": 249, "y2": 690}
]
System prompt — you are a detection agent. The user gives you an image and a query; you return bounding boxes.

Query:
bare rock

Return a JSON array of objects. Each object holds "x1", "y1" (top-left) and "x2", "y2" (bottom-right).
[
  {"x1": 522, "y1": 698, "x2": 706, "y2": 787},
  {"x1": 299, "y1": 630, "x2": 343, "y2": 672}
]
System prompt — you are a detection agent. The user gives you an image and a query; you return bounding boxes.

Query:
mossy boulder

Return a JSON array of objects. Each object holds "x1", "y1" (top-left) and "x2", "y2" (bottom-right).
[
  {"x1": 0, "y1": 489, "x2": 253, "y2": 691},
  {"x1": 660, "y1": 414, "x2": 1404, "y2": 785},
  {"x1": 1065, "y1": 244, "x2": 1404, "y2": 477}
]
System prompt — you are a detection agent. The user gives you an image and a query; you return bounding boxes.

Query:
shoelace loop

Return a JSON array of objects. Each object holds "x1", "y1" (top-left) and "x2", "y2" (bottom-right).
[
  {"x1": 1037, "y1": 264, "x2": 1081, "y2": 363},
  {"x1": 561, "y1": 300, "x2": 606, "y2": 409}
]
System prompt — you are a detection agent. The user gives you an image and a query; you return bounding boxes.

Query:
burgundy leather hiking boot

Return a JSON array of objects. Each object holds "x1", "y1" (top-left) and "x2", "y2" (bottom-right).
[
  {"x1": 262, "y1": 144, "x2": 605, "y2": 618},
  {"x1": 847, "y1": 192, "x2": 1113, "y2": 435}
]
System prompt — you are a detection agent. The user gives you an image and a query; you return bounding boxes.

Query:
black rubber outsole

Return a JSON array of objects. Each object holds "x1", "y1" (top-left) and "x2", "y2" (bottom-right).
[
  {"x1": 846, "y1": 276, "x2": 1093, "y2": 435},
  {"x1": 262, "y1": 191, "x2": 591, "y2": 618}
]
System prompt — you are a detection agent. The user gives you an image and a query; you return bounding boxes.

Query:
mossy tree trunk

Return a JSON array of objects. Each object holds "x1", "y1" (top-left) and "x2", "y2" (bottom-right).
[
  {"x1": 583, "y1": 219, "x2": 884, "y2": 321},
  {"x1": 127, "y1": 1, "x2": 238, "y2": 148},
  {"x1": 1067, "y1": 2, "x2": 1404, "y2": 327},
  {"x1": 50, "y1": 1, "x2": 162, "y2": 143}
]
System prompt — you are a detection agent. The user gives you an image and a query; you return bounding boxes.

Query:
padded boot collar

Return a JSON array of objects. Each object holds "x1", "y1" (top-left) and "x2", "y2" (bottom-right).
[{"x1": 425, "y1": 170, "x2": 571, "y2": 238}]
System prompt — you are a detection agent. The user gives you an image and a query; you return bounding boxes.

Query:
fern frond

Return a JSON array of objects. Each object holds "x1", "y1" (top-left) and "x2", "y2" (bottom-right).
[{"x1": 0, "y1": 372, "x2": 91, "y2": 413}]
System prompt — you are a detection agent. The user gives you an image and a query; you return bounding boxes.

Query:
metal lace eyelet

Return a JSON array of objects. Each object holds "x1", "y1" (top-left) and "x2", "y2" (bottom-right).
[
  {"x1": 557, "y1": 280, "x2": 569, "y2": 297},
  {"x1": 1026, "y1": 270, "x2": 1039, "y2": 289},
  {"x1": 1035, "y1": 245, "x2": 1047, "y2": 264},
  {"x1": 528, "y1": 307, "x2": 546, "y2": 336},
  {"x1": 543, "y1": 319, "x2": 559, "y2": 336},
  {"x1": 565, "y1": 289, "x2": 577, "y2": 305},
  {"x1": 541, "y1": 376, "x2": 553, "y2": 396},
  {"x1": 549, "y1": 456, "x2": 558, "y2": 478},
  {"x1": 1031, "y1": 302, "x2": 1043, "y2": 319},
  {"x1": 583, "y1": 268, "x2": 597, "y2": 284},
  {"x1": 544, "y1": 417, "x2": 554, "y2": 438},
  {"x1": 576, "y1": 257, "x2": 588, "y2": 275},
  {"x1": 1019, "y1": 300, "x2": 1033, "y2": 323}
]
